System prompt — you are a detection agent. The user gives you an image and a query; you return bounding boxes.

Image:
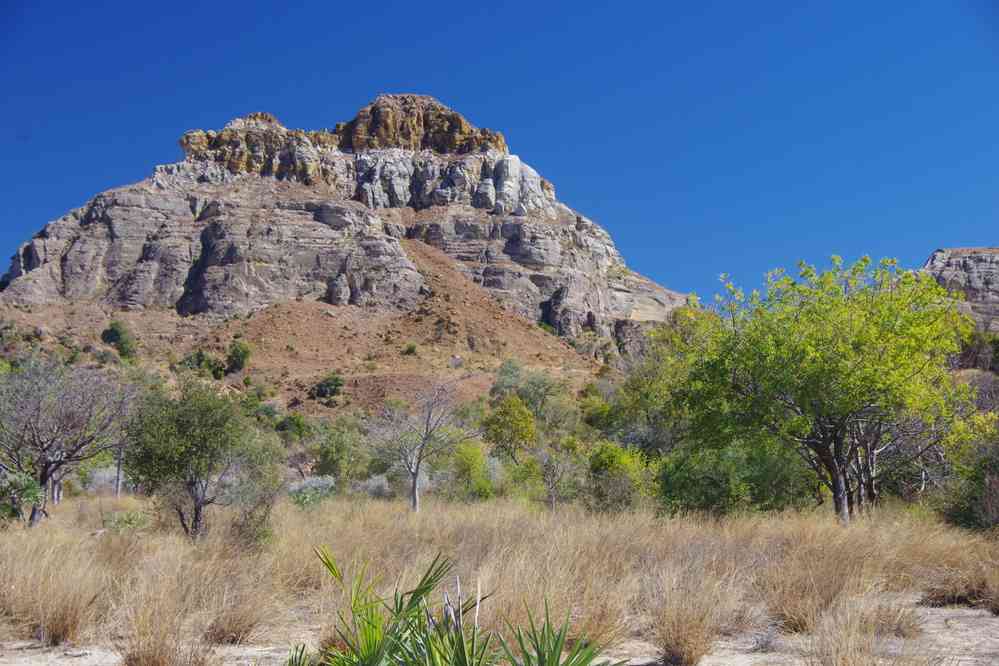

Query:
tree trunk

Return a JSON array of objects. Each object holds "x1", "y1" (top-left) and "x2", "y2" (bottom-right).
[
  {"x1": 52, "y1": 479, "x2": 62, "y2": 505},
  {"x1": 830, "y1": 468, "x2": 851, "y2": 525},
  {"x1": 28, "y1": 471, "x2": 49, "y2": 528},
  {"x1": 114, "y1": 448, "x2": 123, "y2": 498},
  {"x1": 190, "y1": 502, "x2": 206, "y2": 539},
  {"x1": 409, "y1": 469, "x2": 421, "y2": 512}
]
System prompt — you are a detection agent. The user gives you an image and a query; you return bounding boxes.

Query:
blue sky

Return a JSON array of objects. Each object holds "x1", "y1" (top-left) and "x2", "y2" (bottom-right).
[{"x1": 3, "y1": 1, "x2": 999, "y2": 301}]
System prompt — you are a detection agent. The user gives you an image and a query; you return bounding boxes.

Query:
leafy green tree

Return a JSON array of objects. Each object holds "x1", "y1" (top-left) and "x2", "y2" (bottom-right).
[
  {"x1": 125, "y1": 379, "x2": 281, "y2": 538},
  {"x1": 681, "y1": 257, "x2": 974, "y2": 523},
  {"x1": 483, "y1": 394, "x2": 537, "y2": 463},
  {"x1": 225, "y1": 340, "x2": 252, "y2": 374},
  {"x1": 101, "y1": 320, "x2": 138, "y2": 360}
]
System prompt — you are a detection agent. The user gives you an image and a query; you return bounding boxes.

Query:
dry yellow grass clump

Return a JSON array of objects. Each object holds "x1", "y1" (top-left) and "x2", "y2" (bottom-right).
[{"x1": 0, "y1": 497, "x2": 996, "y2": 665}]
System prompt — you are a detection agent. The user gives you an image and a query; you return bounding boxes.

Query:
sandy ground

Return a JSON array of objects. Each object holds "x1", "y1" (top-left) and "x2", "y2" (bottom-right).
[{"x1": 2, "y1": 602, "x2": 998, "y2": 665}]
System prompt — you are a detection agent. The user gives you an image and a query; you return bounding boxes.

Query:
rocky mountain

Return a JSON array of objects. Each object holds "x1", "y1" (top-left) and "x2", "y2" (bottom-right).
[
  {"x1": 0, "y1": 94, "x2": 684, "y2": 366},
  {"x1": 924, "y1": 248, "x2": 999, "y2": 331}
]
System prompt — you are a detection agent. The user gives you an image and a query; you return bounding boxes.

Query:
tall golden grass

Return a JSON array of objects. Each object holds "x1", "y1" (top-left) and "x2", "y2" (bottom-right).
[{"x1": 0, "y1": 497, "x2": 996, "y2": 665}]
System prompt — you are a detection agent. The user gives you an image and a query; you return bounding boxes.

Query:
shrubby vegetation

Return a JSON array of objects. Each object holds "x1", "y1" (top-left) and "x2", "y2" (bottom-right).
[
  {"x1": 4, "y1": 253, "x2": 999, "y2": 659},
  {"x1": 101, "y1": 320, "x2": 138, "y2": 360}
]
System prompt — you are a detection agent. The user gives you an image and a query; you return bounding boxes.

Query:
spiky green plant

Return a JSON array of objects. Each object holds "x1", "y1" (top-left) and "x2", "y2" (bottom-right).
[
  {"x1": 287, "y1": 550, "x2": 616, "y2": 666},
  {"x1": 500, "y1": 604, "x2": 625, "y2": 666}
]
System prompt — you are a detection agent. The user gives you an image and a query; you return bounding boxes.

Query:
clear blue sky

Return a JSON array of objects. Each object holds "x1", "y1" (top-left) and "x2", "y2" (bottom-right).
[{"x1": 3, "y1": 1, "x2": 999, "y2": 301}]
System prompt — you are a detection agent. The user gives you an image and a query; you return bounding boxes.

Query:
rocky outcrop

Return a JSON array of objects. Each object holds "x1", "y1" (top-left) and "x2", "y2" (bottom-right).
[
  {"x1": 1, "y1": 94, "x2": 684, "y2": 362},
  {"x1": 924, "y1": 248, "x2": 999, "y2": 330}
]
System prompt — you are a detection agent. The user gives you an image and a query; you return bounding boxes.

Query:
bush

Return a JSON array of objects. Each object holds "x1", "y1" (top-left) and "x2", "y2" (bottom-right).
[
  {"x1": 312, "y1": 418, "x2": 368, "y2": 484},
  {"x1": 180, "y1": 349, "x2": 226, "y2": 380},
  {"x1": 447, "y1": 441, "x2": 494, "y2": 501},
  {"x1": 939, "y1": 439, "x2": 999, "y2": 529},
  {"x1": 225, "y1": 340, "x2": 252, "y2": 374},
  {"x1": 401, "y1": 343, "x2": 418, "y2": 356},
  {"x1": 586, "y1": 442, "x2": 647, "y2": 513},
  {"x1": 309, "y1": 372, "x2": 344, "y2": 406},
  {"x1": 288, "y1": 476, "x2": 337, "y2": 510},
  {"x1": 0, "y1": 472, "x2": 42, "y2": 524},
  {"x1": 658, "y1": 438, "x2": 815, "y2": 515},
  {"x1": 101, "y1": 320, "x2": 137, "y2": 360}
]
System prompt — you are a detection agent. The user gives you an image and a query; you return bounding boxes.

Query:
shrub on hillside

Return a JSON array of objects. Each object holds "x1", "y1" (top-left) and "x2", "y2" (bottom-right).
[
  {"x1": 309, "y1": 372, "x2": 344, "y2": 406},
  {"x1": 101, "y1": 320, "x2": 138, "y2": 360},
  {"x1": 225, "y1": 340, "x2": 252, "y2": 374},
  {"x1": 180, "y1": 349, "x2": 226, "y2": 380}
]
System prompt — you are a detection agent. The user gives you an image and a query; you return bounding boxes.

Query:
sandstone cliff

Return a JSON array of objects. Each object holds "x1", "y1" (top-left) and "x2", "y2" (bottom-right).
[
  {"x1": 1, "y1": 95, "x2": 684, "y2": 363},
  {"x1": 924, "y1": 248, "x2": 999, "y2": 331}
]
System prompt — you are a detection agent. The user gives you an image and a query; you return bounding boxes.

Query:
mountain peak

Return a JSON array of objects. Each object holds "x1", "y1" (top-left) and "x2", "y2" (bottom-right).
[
  {"x1": 181, "y1": 94, "x2": 507, "y2": 171},
  {"x1": 337, "y1": 94, "x2": 507, "y2": 154}
]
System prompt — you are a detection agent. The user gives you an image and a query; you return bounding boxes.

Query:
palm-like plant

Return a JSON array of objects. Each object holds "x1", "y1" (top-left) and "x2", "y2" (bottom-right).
[
  {"x1": 286, "y1": 549, "x2": 618, "y2": 666},
  {"x1": 500, "y1": 605, "x2": 625, "y2": 666}
]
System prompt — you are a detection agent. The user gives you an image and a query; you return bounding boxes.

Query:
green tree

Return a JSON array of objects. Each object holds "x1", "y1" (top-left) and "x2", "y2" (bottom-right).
[
  {"x1": 125, "y1": 379, "x2": 281, "y2": 538},
  {"x1": 483, "y1": 394, "x2": 537, "y2": 463},
  {"x1": 681, "y1": 257, "x2": 974, "y2": 523}
]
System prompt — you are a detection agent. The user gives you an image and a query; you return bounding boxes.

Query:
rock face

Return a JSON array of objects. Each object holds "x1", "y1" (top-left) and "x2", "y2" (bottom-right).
[
  {"x1": 924, "y1": 248, "x2": 999, "y2": 330},
  {"x1": 1, "y1": 94, "x2": 684, "y2": 361}
]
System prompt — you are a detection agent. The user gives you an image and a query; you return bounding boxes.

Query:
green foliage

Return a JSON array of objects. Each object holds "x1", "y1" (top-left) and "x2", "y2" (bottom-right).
[
  {"x1": 448, "y1": 441, "x2": 494, "y2": 501},
  {"x1": 0, "y1": 358, "x2": 10, "y2": 375},
  {"x1": 483, "y1": 394, "x2": 536, "y2": 463},
  {"x1": 103, "y1": 510, "x2": 149, "y2": 532},
  {"x1": 288, "y1": 476, "x2": 337, "y2": 510},
  {"x1": 0, "y1": 473, "x2": 42, "y2": 524},
  {"x1": 180, "y1": 349, "x2": 226, "y2": 380},
  {"x1": 101, "y1": 320, "x2": 137, "y2": 360},
  {"x1": 125, "y1": 379, "x2": 282, "y2": 538},
  {"x1": 538, "y1": 322, "x2": 557, "y2": 336},
  {"x1": 286, "y1": 549, "x2": 618, "y2": 666},
  {"x1": 620, "y1": 257, "x2": 976, "y2": 521},
  {"x1": 401, "y1": 343, "x2": 418, "y2": 356},
  {"x1": 312, "y1": 417, "x2": 369, "y2": 485},
  {"x1": 585, "y1": 442, "x2": 648, "y2": 513},
  {"x1": 938, "y1": 437, "x2": 999, "y2": 529},
  {"x1": 226, "y1": 339, "x2": 252, "y2": 374},
  {"x1": 500, "y1": 604, "x2": 623, "y2": 666},
  {"x1": 310, "y1": 372, "x2": 345, "y2": 406}
]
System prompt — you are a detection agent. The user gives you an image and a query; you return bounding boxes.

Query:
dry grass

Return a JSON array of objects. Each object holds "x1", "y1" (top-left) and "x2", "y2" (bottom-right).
[{"x1": 0, "y1": 496, "x2": 995, "y2": 663}]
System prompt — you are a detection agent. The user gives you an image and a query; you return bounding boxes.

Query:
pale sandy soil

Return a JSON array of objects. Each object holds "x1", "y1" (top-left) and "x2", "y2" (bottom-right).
[{"x1": 2, "y1": 603, "x2": 997, "y2": 665}]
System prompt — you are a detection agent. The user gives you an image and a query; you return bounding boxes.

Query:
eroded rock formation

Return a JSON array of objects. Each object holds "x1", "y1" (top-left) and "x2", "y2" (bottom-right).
[{"x1": 1, "y1": 94, "x2": 685, "y2": 363}]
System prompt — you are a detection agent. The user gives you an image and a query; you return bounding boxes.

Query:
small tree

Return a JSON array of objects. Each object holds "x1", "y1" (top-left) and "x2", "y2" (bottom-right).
[
  {"x1": 0, "y1": 357, "x2": 133, "y2": 525},
  {"x1": 125, "y1": 379, "x2": 281, "y2": 538},
  {"x1": 483, "y1": 394, "x2": 537, "y2": 463},
  {"x1": 371, "y1": 384, "x2": 475, "y2": 512}
]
